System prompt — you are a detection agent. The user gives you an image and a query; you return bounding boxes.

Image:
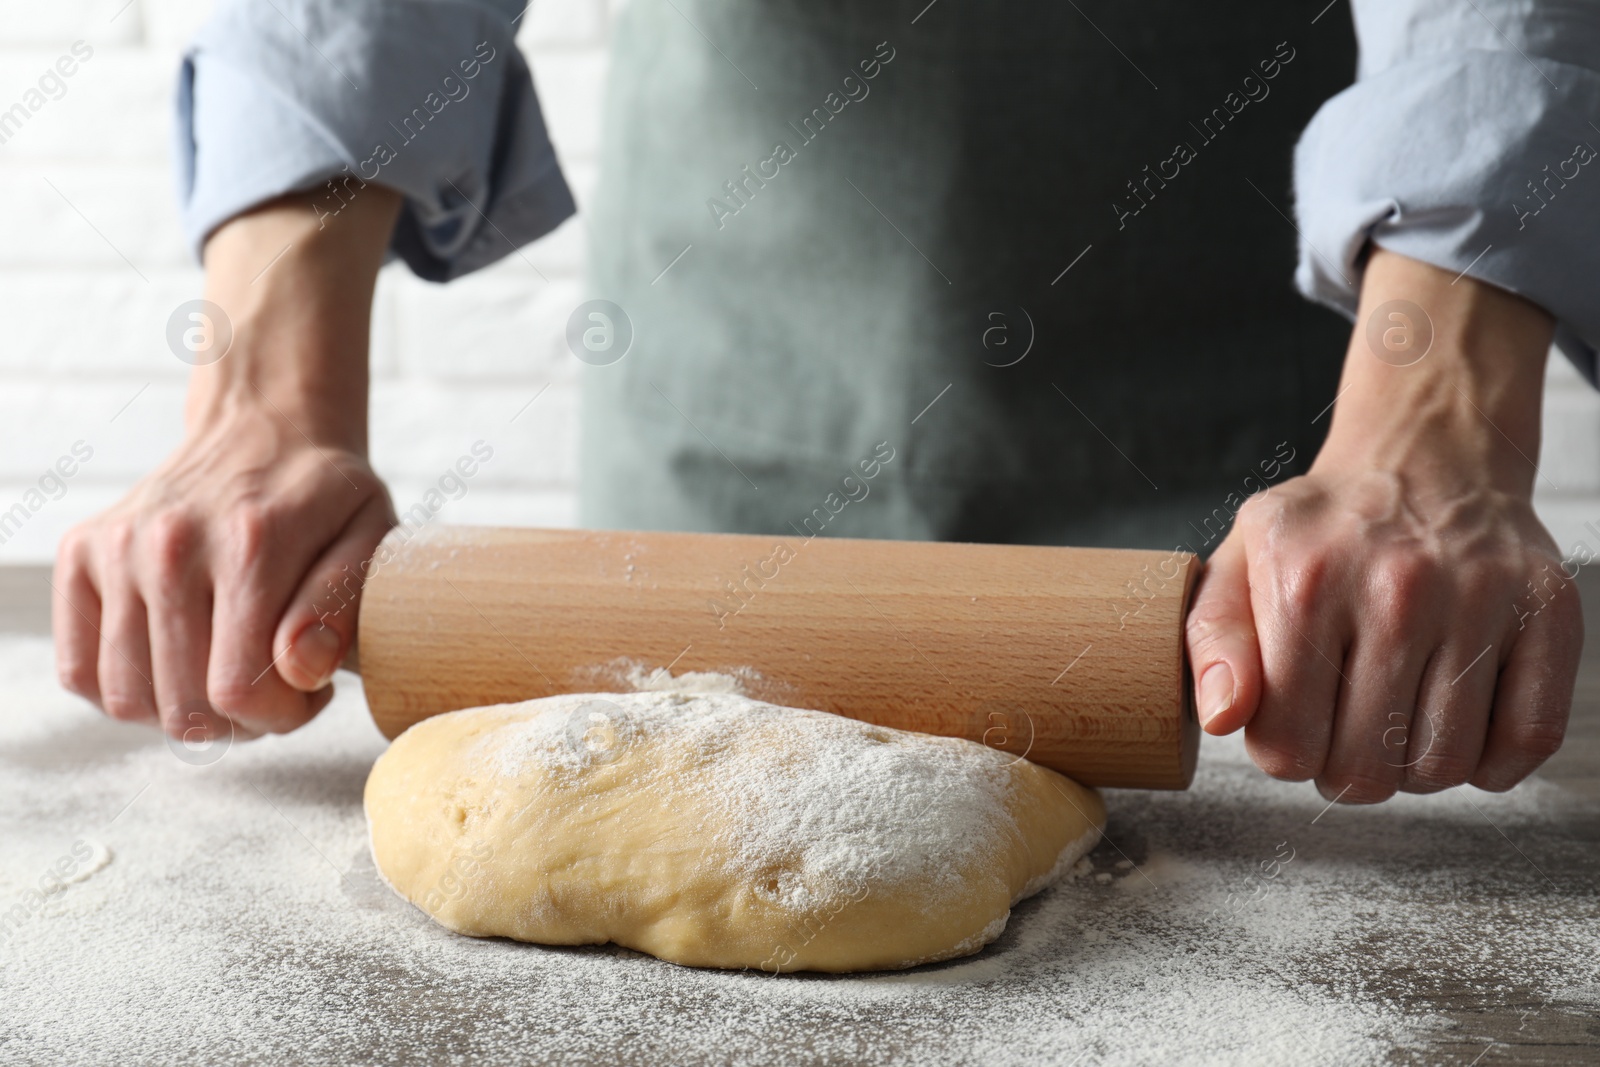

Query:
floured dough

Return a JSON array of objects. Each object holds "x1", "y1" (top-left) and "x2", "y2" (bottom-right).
[{"x1": 364, "y1": 690, "x2": 1104, "y2": 973}]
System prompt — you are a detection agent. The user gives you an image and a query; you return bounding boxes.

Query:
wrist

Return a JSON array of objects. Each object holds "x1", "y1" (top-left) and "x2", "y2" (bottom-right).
[
  {"x1": 1313, "y1": 248, "x2": 1554, "y2": 498},
  {"x1": 186, "y1": 186, "x2": 402, "y2": 453}
]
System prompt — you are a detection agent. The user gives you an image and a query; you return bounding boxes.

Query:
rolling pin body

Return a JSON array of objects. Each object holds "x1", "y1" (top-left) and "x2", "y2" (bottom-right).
[{"x1": 358, "y1": 526, "x2": 1199, "y2": 789}]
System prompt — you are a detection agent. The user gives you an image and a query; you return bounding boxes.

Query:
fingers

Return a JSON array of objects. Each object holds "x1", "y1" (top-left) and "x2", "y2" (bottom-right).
[
  {"x1": 1316, "y1": 634, "x2": 1431, "y2": 803},
  {"x1": 1314, "y1": 557, "x2": 1442, "y2": 803},
  {"x1": 78, "y1": 516, "x2": 158, "y2": 724},
  {"x1": 1184, "y1": 535, "x2": 1262, "y2": 735},
  {"x1": 272, "y1": 493, "x2": 394, "y2": 692},
  {"x1": 96, "y1": 582, "x2": 159, "y2": 726},
  {"x1": 1399, "y1": 636, "x2": 1498, "y2": 794},
  {"x1": 52, "y1": 531, "x2": 103, "y2": 706},
  {"x1": 1243, "y1": 551, "x2": 1348, "y2": 783},
  {"x1": 1472, "y1": 586, "x2": 1582, "y2": 791},
  {"x1": 138, "y1": 511, "x2": 236, "y2": 742},
  {"x1": 206, "y1": 504, "x2": 320, "y2": 734}
]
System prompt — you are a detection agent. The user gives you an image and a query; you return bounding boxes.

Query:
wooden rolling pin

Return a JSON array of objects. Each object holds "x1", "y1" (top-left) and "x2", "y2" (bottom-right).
[{"x1": 357, "y1": 526, "x2": 1200, "y2": 789}]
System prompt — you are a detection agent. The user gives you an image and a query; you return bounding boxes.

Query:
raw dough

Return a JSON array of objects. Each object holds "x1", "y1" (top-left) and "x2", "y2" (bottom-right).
[{"x1": 364, "y1": 690, "x2": 1104, "y2": 973}]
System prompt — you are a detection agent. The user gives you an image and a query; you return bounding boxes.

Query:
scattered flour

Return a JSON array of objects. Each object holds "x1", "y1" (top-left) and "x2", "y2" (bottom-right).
[{"x1": 0, "y1": 635, "x2": 1596, "y2": 1065}]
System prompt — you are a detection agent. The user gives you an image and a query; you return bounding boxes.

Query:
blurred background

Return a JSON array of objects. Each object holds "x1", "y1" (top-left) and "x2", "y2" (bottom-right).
[{"x1": 0, "y1": 0, "x2": 1596, "y2": 567}]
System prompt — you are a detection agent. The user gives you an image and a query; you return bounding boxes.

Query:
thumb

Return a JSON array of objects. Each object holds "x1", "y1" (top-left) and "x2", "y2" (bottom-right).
[
  {"x1": 1184, "y1": 534, "x2": 1263, "y2": 735},
  {"x1": 273, "y1": 496, "x2": 395, "y2": 692}
]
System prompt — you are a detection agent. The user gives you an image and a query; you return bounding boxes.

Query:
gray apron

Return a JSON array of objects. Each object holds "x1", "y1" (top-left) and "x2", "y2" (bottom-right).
[{"x1": 581, "y1": 0, "x2": 1356, "y2": 552}]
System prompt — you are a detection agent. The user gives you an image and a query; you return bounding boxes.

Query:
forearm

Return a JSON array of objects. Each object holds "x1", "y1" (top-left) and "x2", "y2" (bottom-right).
[
  {"x1": 189, "y1": 185, "x2": 403, "y2": 453},
  {"x1": 1312, "y1": 251, "x2": 1555, "y2": 498}
]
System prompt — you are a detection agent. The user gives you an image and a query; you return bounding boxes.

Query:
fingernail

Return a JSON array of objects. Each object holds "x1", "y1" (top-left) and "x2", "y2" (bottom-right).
[
  {"x1": 292, "y1": 623, "x2": 343, "y2": 687},
  {"x1": 1197, "y1": 662, "x2": 1235, "y2": 728}
]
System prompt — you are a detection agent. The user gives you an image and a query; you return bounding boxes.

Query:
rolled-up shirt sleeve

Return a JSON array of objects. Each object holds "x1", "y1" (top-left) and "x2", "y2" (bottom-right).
[
  {"x1": 1293, "y1": 0, "x2": 1600, "y2": 383},
  {"x1": 173, "y1": 0, "x2": 574, "y2": 282}
]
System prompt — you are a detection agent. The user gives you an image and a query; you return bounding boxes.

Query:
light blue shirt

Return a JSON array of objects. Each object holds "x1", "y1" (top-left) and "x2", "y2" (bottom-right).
[
  {"x1": 176, "y1": 0, "x2": 1599, "y2": 375},
  {"x1": 1294, "y1": 0, "x2": 1600, "y2": 383},
  {"x1": 175, "y1": 0, "x2": 573, "y2": 281}
]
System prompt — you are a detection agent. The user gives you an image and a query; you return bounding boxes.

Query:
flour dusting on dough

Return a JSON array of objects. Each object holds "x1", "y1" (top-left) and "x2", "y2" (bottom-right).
[
  {"x1": 479, "y1": 691, "x2": 1100, "y2": 921},
  {"x1": 483, "y1": 692, "x2": 1014, "y2": 911},
  {"x1": 571, "y1": 658, "x2": 767, "y2": 696},
  {"x1": 626, "y1": 665, "x2": 748, "y2": 695},
  {"x1": 371, "y1": 689, "x2": 1106, "y2": 971}
]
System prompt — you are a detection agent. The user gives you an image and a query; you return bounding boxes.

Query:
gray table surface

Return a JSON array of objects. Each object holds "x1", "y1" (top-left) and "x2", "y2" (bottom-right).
[{"x1": 0, "y1": 564, "x2": 1594, "y2": 1065}]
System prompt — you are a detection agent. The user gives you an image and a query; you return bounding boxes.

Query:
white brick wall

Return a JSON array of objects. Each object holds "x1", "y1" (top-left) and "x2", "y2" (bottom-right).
[
  {"x1": 0, "y1": 0, "x2": 1595, "y2": 565},
  {"x1": 0, "y1": 0, "x2": 611, "y2": 562}
]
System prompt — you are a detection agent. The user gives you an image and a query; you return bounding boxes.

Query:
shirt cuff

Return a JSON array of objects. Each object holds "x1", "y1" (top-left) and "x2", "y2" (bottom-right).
[
  {"x1": 173, "y1": 0, "x2": 575, "y2": 282},
  {"x1": 1293, "y1": 50, "x2": 1600, "y2": 386}
]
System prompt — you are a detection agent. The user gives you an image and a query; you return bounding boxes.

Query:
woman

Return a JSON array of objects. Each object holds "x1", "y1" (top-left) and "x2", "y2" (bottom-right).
[{"x1": 54, "y1": 0, "x2": 1594, "y2": 804}]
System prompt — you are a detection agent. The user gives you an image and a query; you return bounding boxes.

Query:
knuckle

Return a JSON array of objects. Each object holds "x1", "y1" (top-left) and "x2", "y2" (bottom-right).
[
  {"x1": 1184, "y1": 600, "x2": 1245, "y2": 656},
  {"x1": 140, "y1": 511, "x2": 202, "y2": 583},
  {"x1": 1367, "y1": 553, "x2": 1439, "y2": 618},
  {"x1": 1470, "y1": 766, "x2": 1521, "y2": 793},
  {"x1": 1505, "y1": 718, "x2": 1566, "y2": 764},
  {"x1": 159, "y1": 705, "x2": 223, "y2": 743},
  {"x1": 56, "y1": 658, "x2": 98, "y2": 698},
  {"x1": 56, "y1": 524, "x2": 90, "y2": 567},
  {"x1": 1233, "y1": 491, "x2": 1275, "y2": 529},
  {"x1": 1245, "y1": 733, "x2": 1322, "y2": 782},
  {"x1": 208, "y1": 679, "x2": 303, "y2": 733},
  {"x1": 1321, "y1": 778, "x2": 1396, "y2": 805},
  {"x1": 101, "y1": 691, "x2": 151, "y2": 723},
  {"x1": 1474, "y1": 717, "x2": 1568, "y2": 792},
  {"x1": 1274, "y1": 555, "x2": 1329, "y2": 620},
  {"x1": 207, "y1": 679, "x2": 270, "y2": 721},
  {"x1": 222, "y1": 501, "x2": 277, "y2": 567},
  {"x1": 1404, "y1": 753, "x2": 1477, "y2": 793},
  {"x1": 1318, "y1": 762, "x2": 1398, "y2": 804},
  {"x1": 100, "y1": 517, "x2": 138, "y2": 560},
  {"x1": 1251, "y1": 481, "x2": 1319, "y2": 542}
]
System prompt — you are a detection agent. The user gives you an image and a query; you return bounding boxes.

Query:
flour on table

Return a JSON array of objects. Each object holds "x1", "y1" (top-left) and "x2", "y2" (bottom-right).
[{"x1": 3, "y1": 635, "x2": 1596, "y2": 1065}]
